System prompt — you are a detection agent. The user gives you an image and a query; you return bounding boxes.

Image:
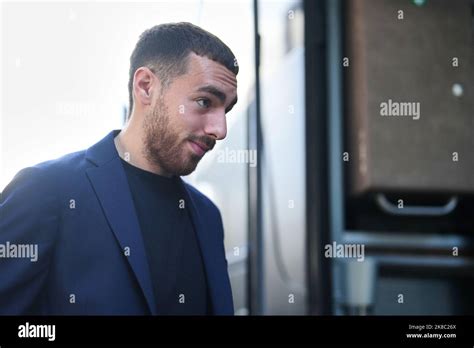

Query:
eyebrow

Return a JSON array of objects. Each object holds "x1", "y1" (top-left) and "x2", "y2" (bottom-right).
[{"x1": 197, "y1": 85, "x2": 238, "y2": 113}]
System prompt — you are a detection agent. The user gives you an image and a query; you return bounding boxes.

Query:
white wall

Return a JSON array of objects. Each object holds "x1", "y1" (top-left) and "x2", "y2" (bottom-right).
[{"x1": 0, "y1": 0, "x2": 254, "y2": 191}]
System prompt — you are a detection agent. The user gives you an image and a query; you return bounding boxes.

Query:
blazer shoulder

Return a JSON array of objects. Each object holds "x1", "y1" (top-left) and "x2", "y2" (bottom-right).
[
  {"x1": 31, "y1": 149, "x2": 89, "y2": 176},
  {"x1": 1, "y1": 149, "x2": 88, "y2": 205}
]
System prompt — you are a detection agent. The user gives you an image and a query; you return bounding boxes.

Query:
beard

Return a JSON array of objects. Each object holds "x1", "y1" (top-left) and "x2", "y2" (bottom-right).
[{"x1": 142, "y1": 97, "x2": 212, "y2": 176}]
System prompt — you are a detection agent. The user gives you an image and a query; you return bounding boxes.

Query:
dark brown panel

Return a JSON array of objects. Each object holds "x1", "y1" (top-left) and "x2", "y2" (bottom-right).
[{"x1": 346, "y1": 0, "x2": 474, "y2": 195}]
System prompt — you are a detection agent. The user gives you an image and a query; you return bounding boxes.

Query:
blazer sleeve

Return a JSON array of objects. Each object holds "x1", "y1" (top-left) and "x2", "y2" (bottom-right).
[{"x1": 0, "y1": 167, "x2": 60, "y2": 314}]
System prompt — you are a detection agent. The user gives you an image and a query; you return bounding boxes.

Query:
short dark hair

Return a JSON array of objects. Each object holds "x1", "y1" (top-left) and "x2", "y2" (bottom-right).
[{"x1": 128, "y1": 22, "x2": 239, "y2": 115}]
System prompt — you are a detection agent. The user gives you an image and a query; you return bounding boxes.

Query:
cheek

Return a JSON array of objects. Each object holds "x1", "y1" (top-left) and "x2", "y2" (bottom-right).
[
  {"x1": 166, "y1": 105, "x2": 200, "y2": 140},
  {"x1": 179, "y1": 101, "x2": 206, "y2": 129}
]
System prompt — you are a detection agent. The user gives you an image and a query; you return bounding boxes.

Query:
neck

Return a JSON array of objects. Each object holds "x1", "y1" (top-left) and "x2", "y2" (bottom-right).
[{"x1": 114, "y1": 118, "x2": 172, "y2": 177}]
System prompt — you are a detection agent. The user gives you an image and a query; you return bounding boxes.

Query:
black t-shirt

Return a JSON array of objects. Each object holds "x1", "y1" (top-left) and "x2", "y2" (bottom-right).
[{"x1": 121, "y1": 158, "x2": 209, "y2": 315}]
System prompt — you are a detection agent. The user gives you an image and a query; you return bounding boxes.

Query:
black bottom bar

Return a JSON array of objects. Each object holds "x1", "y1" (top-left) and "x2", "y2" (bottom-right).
[{"x1": 0, "y1": 316, "x2": 473, "y2": 345}]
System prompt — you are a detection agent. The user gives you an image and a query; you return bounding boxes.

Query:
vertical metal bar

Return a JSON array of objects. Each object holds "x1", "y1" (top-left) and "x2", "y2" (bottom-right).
[
  {"x1": 326, "y1": 0, "x2": 345, "y2": 315},
  {"x1": 305, "y1": 0, "x2": 333, "y2": 315},
  {"x1": 247, "y1": 0, "x2": 264, "y2": 315}
]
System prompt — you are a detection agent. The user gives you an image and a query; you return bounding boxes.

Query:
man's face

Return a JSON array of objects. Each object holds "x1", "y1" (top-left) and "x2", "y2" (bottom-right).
[{"x1": 142, "y1": 53, "x2": 238, "y2": 176}]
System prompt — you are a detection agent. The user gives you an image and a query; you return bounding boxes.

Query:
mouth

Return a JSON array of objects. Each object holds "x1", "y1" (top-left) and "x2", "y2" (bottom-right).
[{"x1": 188, "y1": 140, "x2": 210, "y2": 157}]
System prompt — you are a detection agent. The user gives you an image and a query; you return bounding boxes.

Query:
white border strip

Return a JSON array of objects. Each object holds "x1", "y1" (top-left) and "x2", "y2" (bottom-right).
[
  {"x1": 0, "y1": 1, "x2": 4, "y2": 190},
  {"x1": 0, "y1": 0, "x2": 201, "y2": 3}
]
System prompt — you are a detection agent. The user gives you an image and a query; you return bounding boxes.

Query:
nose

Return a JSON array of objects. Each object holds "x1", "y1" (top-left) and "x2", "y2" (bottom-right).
[{"x1": 204, "y1": 110, "x2": 227, "y2": 140}]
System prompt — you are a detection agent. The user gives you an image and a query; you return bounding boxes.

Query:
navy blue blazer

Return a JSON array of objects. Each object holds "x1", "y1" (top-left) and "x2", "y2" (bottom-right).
[{"x1": 0, "y1": 130, "x2": 234, "y2": 315}]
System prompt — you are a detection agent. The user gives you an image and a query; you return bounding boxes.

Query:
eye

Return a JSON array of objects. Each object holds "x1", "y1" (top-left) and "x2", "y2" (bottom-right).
[{"x1": 196, "y1": 98, "x2": 211, "y2": 108}]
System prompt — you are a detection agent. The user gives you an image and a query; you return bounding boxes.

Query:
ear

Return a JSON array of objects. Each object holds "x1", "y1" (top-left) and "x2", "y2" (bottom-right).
[{"x1": 132, "y1": 67, "x2": 160, "y2": 108}]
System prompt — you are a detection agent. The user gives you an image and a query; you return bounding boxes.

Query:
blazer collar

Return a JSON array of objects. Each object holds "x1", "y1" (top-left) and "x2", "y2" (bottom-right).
[{"x1": 85, "y1": 130, "x2": 121, "y2": 166}]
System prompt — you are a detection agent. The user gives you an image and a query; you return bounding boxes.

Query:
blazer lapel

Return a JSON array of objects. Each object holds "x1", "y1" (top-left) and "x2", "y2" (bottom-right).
[
  {"x1": 181, "y1": 182, "x2": 234, "y2": 315},
  {"x1": 85, "y1": 131, "x2": 157, "y2": 315}
]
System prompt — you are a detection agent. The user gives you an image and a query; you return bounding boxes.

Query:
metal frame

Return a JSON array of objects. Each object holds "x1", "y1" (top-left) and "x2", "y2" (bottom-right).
[
  {"x1": 247, "y1": 0, "x2": 264, "y2": 315},
  {"x1": 305, "y1": 0, "x2": 333, "y2": 316},
  {"x1": 326, "y1": 0, "x2": 474, "y2": 315}
]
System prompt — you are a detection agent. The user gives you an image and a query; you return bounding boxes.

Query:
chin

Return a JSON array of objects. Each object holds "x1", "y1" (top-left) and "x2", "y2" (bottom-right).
[
  {"x1": 168, "y1": 157, "x2": 200, "y2": 176},
  {"x1": 178, "y1": 162, "x2": 200, "y2": 176}
]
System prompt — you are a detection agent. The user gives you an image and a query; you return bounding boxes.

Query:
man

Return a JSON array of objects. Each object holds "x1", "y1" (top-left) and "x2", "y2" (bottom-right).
[{"x1": 0, "y1": 22, "x2": 238, "y2": 315}]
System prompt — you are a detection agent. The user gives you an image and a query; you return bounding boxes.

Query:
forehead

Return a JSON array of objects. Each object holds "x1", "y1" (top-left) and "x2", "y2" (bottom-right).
[{"x1": 181, "y1": 53, "x2": 237, "y2": 94}]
